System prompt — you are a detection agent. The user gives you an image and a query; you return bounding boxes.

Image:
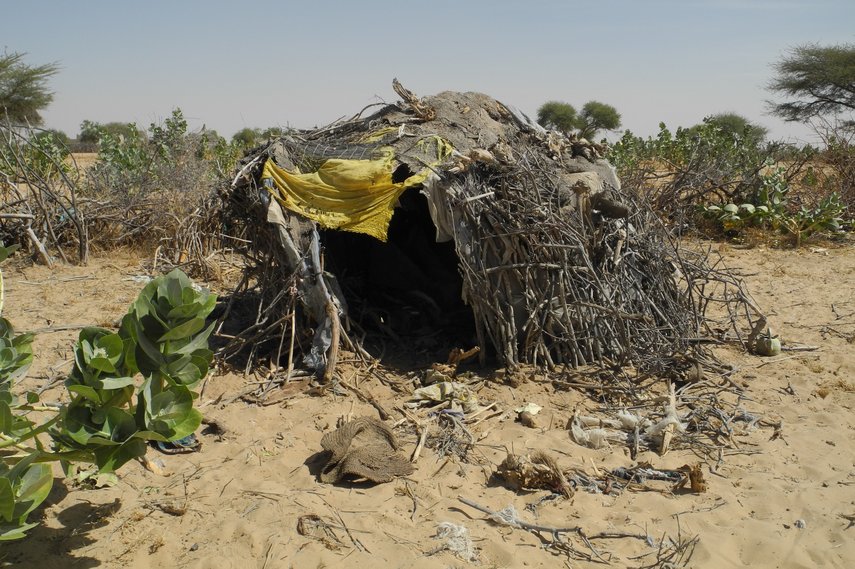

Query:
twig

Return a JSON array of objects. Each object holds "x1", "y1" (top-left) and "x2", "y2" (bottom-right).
[
  {"x1": 458, "y1": 495, "x2": 584, "y2": 534},
  {"x1": 457, "y1": 496, "x2": 610, "y2": 562},
  {"x1": 411, "y1": 425, "x2": 428, "y2": 462}
]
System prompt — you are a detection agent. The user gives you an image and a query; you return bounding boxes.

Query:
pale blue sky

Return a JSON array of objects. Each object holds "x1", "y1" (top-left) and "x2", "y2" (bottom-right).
[{"x1": 2, "y1": 0, "x2": 853, "y2": 143}]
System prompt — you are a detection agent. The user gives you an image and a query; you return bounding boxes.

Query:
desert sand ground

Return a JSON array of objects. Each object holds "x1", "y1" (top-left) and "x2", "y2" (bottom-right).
[{"x1": 1, "y1": 243, "x2": 853, "y2": 569}]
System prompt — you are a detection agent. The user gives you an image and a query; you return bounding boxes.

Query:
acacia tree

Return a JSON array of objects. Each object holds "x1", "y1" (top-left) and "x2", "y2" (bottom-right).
[
  {"x1": 537, "y1": 100, "x2": 622, "y2": 139},
  {"x1": 0, "y1": 52, "x2": 59, "y2": 125},
  {"x1": 537, "y1": 101, "x2": 577, "y2": 133},
  {"x1": 576, "y1": 101, "x2": 622, "y2": 140},
  {"x1": 768, "y1": 43, "x2": 855, "y2": 126}
]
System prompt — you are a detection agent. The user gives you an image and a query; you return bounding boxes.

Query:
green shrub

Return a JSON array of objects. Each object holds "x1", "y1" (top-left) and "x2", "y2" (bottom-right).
[
  {"x1": 702, "y1": 165, "x2": 847, "y2": 245},
  {"x1": 608, "y1": 119, "x2": 812, "y2": 225},
  {"x1": 0, "y1": 243, "x2": 213, "y2": 540},
  {"x1": 81, "y1": 109, "x2": 239, "y2": 266}
]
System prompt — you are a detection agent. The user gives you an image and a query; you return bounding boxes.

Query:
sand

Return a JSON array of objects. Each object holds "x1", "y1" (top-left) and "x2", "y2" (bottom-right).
[{"x1": 1, "y1": 244, "x2": 853, "y2": 568}]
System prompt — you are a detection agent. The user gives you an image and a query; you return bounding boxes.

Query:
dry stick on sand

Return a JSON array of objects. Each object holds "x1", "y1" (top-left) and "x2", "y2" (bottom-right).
[
  {"x1": 341, "y1": 379, "x2": 391, "y2": 421},
  {"x1": 456, "y1": 496, "x2": 646, "y2": 563},
  {"x1": 411, "y1": 423, "x2": 428, "y2": 463}
]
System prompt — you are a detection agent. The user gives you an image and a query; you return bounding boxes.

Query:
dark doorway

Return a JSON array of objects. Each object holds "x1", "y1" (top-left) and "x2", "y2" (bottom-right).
[{"x1": 320, "y1": 188, "x2": 475, "y2": 368}]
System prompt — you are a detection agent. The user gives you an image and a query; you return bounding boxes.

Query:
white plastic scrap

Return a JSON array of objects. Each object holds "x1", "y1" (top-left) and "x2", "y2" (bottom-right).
[
  {"x1": 513, "y1": 402, "x2": 542, "y2": 415},
  {"x1": 616, "y1": 410, "x2": 652, "y2": 431},
  {"x1": 434, "y1": 522, "x2": 478, "y2": 562},
  {"x1": 490, "y1": 504, "x2": 522, "y2": 527},
  {"x1": 645, "y1": 408, "x2": 686, "y2": 437},
  {"x1": 570, "y1": 416, "x2": 615, "y2": 449}
]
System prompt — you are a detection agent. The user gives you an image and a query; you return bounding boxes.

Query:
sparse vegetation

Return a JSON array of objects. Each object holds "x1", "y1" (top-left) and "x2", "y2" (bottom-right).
[
  {"x1": 79, "y1": 108, "x2": 237, "y2": 271},
  {"x1": 607, "y1": 117, "x2": 850, "y2": 245}
]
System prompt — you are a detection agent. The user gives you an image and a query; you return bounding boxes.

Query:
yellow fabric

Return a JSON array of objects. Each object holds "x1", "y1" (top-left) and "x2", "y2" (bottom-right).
[{"x1": 261, "y1": 137, "x2": 452, "y2": 241}]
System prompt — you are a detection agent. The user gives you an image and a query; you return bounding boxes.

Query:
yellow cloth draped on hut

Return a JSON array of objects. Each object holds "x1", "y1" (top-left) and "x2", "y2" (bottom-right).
[{"x1": 261, "y1": 136, "x2": 452, "y2": 241}]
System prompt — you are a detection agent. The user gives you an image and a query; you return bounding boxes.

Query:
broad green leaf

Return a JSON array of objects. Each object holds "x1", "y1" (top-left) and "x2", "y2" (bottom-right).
[
  {"x1": 64, "y1": 402, "x2": 101, "y2": 445},
  {"x1": 165, "y1": 276, "x2": 184, "y2": 308},
  {"x1": 133, "y1": 429, "x2": 170, "y2": 442},
  {"x1": 13, "y1": 464, "x2": 52, "y2": 520},
  {"x1": 174, "y1": 322, "x2": 215, "y2": 356},
  {"x1": 166, "y1": 293, "x2": 216, "y2": 321},
  {"x1": 164, "y1": 356, "x2": 206, "y2": 387},
  {"x1": 102, "y1": 407, "x2": 137, "y2": 442},
  {"x1": 0, "y1": 520, "x2": 38, "y2": 541},
  {"x1": 6, "y1": 450, "x2": 39, "y2": 481},
  {"x1": 81, "y1": 339, "x2": 95, "y2": 363},
  {"x1": 119, "y1": 329, "x2": 139, "y2": 376},
  {"x1": 67, "y1": 384, "x2": 102, "y2": 403},
  {"x1": 88, "y1": 356, "x2": 116, "y2": 374},
  {"x1": 91, "y1": 407, "x2": 107, "y2": 426},
  {"x1": 96, "y1": 376, "x2": 135, "y2": 390},
  {"x1": 0, "y1": 401, "x2": 12, "y2": 433},
  {"x1": 145, "y1": 385, "x2": 200, "y2": 440},
  {"x1": 158, "y1": 317, "x2": 205, "y2": 342},
  {"x1": 0, "y1": 318, "x2": 14, "y2": 338},
  {"x1": 94, "y1": 332, "x2": 123, "y2": 362},
  {"x1": 0, "y1": 478, "x2": 14, "y2": 521},
  {"x1": 166, "y1": 302, "x2": 205, "y2": 320},
  {"x1": 132, "y1": 318, "x2": 165, "y2": 366},
  {"x1": 10, "y1": 333, "x2": 34, "y2": 351},
  {"x1": 0, "y1": 243, "x2": 21, "y2": 263},
  {"x1": 168, "y1": 407, "x2": 202, "y2": 442},
  {"x1": 165, "y1": 268, "x2": 193, "y2": 290},
  {"x1": 75, "y1": 435, "x2": 121, "y2": 447},
  {"x1": 93, "y1": 439, "x2": 146, "y2": 473},
  {"x1": 135, "y1": 291, "x2": 167, "y2": 328}
]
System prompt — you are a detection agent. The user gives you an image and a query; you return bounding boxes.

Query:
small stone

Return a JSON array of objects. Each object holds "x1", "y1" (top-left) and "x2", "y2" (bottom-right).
[
  {"x1": 189, "y1": 543, "x2": 199, "y2": 552},
  {"x1": 519, "y1": 411, "x2": 538, "y2": 428},
  {"x1": 794, "y1": 519, "x2": 806, "y2": 529}
]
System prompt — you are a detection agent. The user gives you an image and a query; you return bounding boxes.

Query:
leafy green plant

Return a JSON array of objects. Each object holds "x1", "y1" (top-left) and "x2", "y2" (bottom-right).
[
  {"x1": 608, "y1": 119, "x2": 813, "y2": 228},
  {"x1": 0, "y1": 254, "x2": 52, "y2": 540},
  {"x1": 702, "y1": 165, "x2": 847, "y2": 245},
  {"x1": 0, "y1": 455, "x2": 52, "y2": 540},
  {"x1": 81, "y1": 107, "x2": 235, "y2": 267},
  {"x1": 0, "y1": 244, "x2": 215, "y2": 540},
  {"x1": 149, "y1": 109, "x2": 189, "y2": 162},
  {"x1": 53, "y1": 269, "x2": 216, "y2": 471},
  {"x1": 0, "y1": 128, "x2": 70, "y2": 182}
]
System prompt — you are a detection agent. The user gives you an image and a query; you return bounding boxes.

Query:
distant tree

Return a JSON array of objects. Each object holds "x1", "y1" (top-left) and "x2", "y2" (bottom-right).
[
  {"x1": 576, "y1": 101, "x2": 622, "y2": 140},
  {"x1": 261, "y1": 126, "x2": 285, "y2": 139},
  {"x1": 768, "y1": 43, "x2": 855, "y2": 125},
  {"x1": 696, "y1": 113, "x2": 768, "y2": 146},
  {"x1": 0, "y1": 52, "x2": 59, "y2": 125},
  {"x1": 200, "y1": 126, "x2": 221, "y2": 142},
  {"x1": 538, "y1": 100, "x2": 622, "y2": 139},
  {"x1": 78, "y1": 120, "x2": 141, "y2": 144},
  {"x1": 537, "y1": 101, "x2": 577, "y2": 133},
  {"x1": 231, "y1": 127, "x2": 262, "y2": 148}
]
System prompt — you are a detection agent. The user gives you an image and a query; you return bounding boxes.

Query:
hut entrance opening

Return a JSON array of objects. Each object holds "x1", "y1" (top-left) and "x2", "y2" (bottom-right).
[{"x1": 320, "y1": 187, "x2": 475, "y2": 366}]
